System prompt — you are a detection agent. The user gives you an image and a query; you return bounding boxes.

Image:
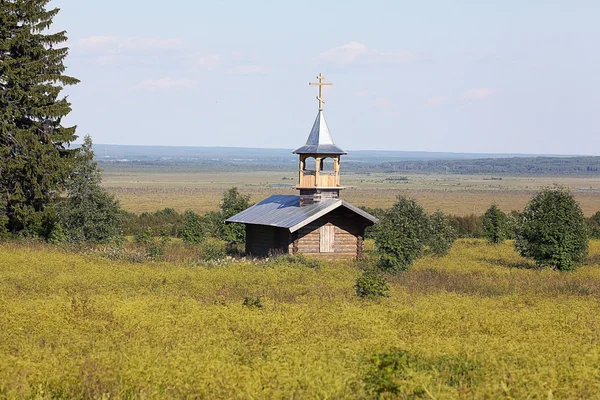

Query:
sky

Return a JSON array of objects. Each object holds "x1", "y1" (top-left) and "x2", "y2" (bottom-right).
[{"x1": 51, "y1": 0, "x2": 600, "y2": 154}]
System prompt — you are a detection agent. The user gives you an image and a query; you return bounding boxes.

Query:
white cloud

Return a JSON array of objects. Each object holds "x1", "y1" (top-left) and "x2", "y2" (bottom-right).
[
  {"x1": 192, "y1": 54, "x2": 222, "y2": 70},
  {"x1": 131, "y1": 77, "x2": 197, "y2": 91},
  {"x1": 427, "y1": 95, "x2": 449, "y2": 106},
  {"x1": 320, "y1": 41, "x2": 369, "y2": 65},
  {"x1": 463, "y1": 87, "x2": 494, "y2": 100},
  {"x1": 226, "y1": 65, "x2": 270, "y2": 75},
  {"x1": 320, "y1": 42, "x2": 417, "y2": 65}
]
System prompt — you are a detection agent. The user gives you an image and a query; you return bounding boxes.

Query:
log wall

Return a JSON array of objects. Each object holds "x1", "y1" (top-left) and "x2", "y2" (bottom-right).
[
  {"x1": 245, "y1": 225, "x2": 290, "y2": 257},
  {"x1": 295, "y1": 208, "x2": 367, "y2": 259}
]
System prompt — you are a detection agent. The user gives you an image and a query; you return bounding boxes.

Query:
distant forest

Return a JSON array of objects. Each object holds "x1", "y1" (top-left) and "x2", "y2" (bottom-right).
[
  {"x1": 352, "y1": 157, "x2": 600, "y2": 176},
  {"x1": 94, "y1": 145, "x2": 600, "y2": 176}
]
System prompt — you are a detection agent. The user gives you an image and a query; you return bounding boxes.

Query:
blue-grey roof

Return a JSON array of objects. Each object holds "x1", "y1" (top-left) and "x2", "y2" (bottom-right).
[
  {"x1": 225, "y1": 195, "x2": 377, "y2": 232},
  {"x1": 293, "y1": 111, "x2": 347, "y2": 155}
]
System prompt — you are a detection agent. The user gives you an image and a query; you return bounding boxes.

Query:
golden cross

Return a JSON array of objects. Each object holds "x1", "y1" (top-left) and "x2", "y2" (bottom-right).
[{"x1": 309, "y1": 72, "x2": 332, "y2": 111}]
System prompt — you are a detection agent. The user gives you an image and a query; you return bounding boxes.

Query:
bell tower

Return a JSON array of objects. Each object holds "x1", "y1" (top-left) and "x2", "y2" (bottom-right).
[{"x1": 293, "y1": 73, "x2": 347, "y2": 207}]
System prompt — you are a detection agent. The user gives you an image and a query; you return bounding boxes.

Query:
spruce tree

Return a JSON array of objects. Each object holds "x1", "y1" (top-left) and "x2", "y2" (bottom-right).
[
  {"x1": 56, "y1": 136, "x2": 122, "y2": 244},
  {"x1": 482, "y1": 204, "x2": 509, "y2": 244},
  {"x1": 0, "y1": 1, "x2": 79, "y2": 235}
]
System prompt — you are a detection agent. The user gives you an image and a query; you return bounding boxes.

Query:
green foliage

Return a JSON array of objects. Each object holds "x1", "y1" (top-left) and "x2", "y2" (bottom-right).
[
  {"x1": 48, "y1": 222, "x2": 66, "y2": 245},
  {"x1": 198, "y1": 237, "x2": 227, "y2": 261},
  {"x1": 122, "y1": 208, "x2": 185, "y2": 237},
  {"x1": 180, "y1": 211, "x2": 205, "y2": 244},
  {"x1": 134, "y1": 227, "x2": 154, "y2": 246},
  {"x1": 427, "y1": 210, "x2": 457, "y2": 256},
  {"x1": 364, "y1": 349, "x2": 481, "y2": 398},
  {"x1": 355, "y1": 269, "x2": 390, "y2": 299},
  {"x1": 56, "y1": 136, "x2": 122, "y2": 244},
  {"x1": 515, "y1": 188, "x2": 588, "y2": 271},
  {"x1": 220, "y1": 187, "x2": 251, "y2": 244},
  {"x1": 375, "y1": 196, "x2": 431, "y2": 273},
  {"x1": 360, "y1": 206, "x2": 387, "y2": 239},
  {"x1": 0, "y1": 2, "x2": 79, "y2": 235},
  {"x1": 447, "y1": 214, "x2": 484, "y2": 238},
  {"x1": 587, "y1": 211, "x2": 600, "y2": 239},
  {"x1": 482, "y1": 204, "x2": 509, "y2": 244},
  {"x1": 242, "y1": 295, "x2": 263, "y2": 309}
]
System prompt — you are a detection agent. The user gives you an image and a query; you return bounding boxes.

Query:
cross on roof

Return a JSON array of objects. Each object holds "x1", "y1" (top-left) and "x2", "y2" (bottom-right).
[{"x1": 309, "y1": 73, "x2": 332, "y2": 111}]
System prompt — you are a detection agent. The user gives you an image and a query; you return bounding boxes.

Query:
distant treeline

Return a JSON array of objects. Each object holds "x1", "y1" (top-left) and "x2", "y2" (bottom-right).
[
  {"x1": 353, "y1": 156, "x2": 600, "y2": 176},
  {"x1": 100, "y1": 156, "x2": 600, "y2": 176}
]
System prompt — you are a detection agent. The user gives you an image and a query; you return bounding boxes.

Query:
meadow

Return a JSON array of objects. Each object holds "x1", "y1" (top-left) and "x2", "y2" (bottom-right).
[
  {"x1": 2, "y1": 240, "x2": 600, "y2": 398},
  {"x1": 102, "y1": 170, "x2": 600, "y2": 216}
]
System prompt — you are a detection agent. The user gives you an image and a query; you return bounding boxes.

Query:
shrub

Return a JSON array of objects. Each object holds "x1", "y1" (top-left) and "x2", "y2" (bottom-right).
[
  {"x1": 427, "y1": 210, "x2": 456, "y2": 256},
  {"x1": 515, "y1": 187, "x2": 588, "y2": 271},
  {"x1": 364, "y1": 349, "x2": 481, "y2": 398},
  {"x1": 198, "y1": 237, "x2": 227, "y2": 261},
  {"x1": 587, "y1": 211, "x2": 600, "y2": 239},
  {"x1": 48, "y1": 222, "x2": 67, "y2": 245},
  {"x1": 220, "y1": 188, "x2": 252, "y2": 245},
  {"x1": 375, "y1": 196, "x2": 431, "y2": 273},
  {"x1": 180, "y1": 211, "x2": 205, "y2": 244},
  {"x1": 355, "y1": 270, "x2": 390, "y2": 299},
  {"x1": 122, "y1": 208, "x2": 185, "y2": 237},
  {"x1": 134, "y1": 227, "x2": 154, "y2": 246},
  {"x1": 447, "y1": 214, "x2": 484, "y2": 238},
  {"x1": 482, "y1": 204, "x2": 509, "y2": 244},
  {"x1": 242, "y1": 295, "x2": 263, "y2": 309}
]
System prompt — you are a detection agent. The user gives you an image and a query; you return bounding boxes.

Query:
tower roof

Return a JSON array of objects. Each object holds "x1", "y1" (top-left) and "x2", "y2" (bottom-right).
[{"x1": 293, "y1": 110, "x2": 347, "y2": 155}]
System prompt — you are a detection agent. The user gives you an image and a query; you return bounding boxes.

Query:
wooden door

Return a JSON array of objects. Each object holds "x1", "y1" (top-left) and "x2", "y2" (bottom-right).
[{"x1": 319, "y1": 225, "x2": 335, "y2": 253}]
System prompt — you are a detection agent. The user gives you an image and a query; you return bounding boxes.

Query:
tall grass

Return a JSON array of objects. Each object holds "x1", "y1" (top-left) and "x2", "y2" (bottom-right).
[{"x1": 1, "y1": 240, "x2": 600, "y2": 398}]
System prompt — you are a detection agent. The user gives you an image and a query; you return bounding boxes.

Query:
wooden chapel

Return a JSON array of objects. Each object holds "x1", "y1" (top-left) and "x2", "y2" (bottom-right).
[{"x1": 226, "y1": 74, "x2": 378, "y2": 258}]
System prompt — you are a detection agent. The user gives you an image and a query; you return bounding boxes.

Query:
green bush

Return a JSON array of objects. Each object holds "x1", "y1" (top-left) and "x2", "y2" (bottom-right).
[
  {"x1": 515, "y1": 187, "x2": 588, "y2": 271},
  {"x1": 482, "y1": 204, "x2": 509, "y2": 244},
  {"x1": 375, "y1": 196, "x2": 431, "y2": 273},
  {"x1": 427, "y1": 210, "x2": 457, "y2": 256},
  {"x1": 587, "y1": 211, "x2": 600, "y2": 239},
  {"x1": 447, "y1": 214, "x2": 484, "y2": 238},
  {"x1": 242, "y1": 295, "x2": 263, "y2": 309},
  {"x1": 220, "y1": 188, "x2": 252, "y2": 245},
  {"x1": 134, "y1": 227, "x2": 154, "y2": 246},
  {"x1": 48, "y1": 222, "x2": 67, "y2": 245},
  {"x1": 180, "y1": 211, "x2": 205, "y2": 244},
  {"x1": 122, "y1": 208, "x2": 185, "y2": 237},
  {"x1": 364, "y1": 349, "x2": 481, "y2": 398},
  {"x1": 355, "y1": 270, "x2": 390, "y2": 299},
  {"x1": 198, "y1": 237, "x2": 227, "y2": 262}
]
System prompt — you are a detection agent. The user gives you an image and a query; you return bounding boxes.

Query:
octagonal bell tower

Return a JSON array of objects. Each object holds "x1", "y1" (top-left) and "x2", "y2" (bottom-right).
[{"x1": 293, "y1": 73, "x2": 347, "y2": 207}]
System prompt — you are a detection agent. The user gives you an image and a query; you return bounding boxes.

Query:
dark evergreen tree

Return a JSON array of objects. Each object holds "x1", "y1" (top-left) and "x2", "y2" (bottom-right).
[
  {"x1": 482, "y1": 204, "x2": 509, "y2": 244},
  {"x1": 0, "y1": 1, "x2": 79, "y2": 235},
  {"x1": 55, "y1": 136, "x2": 122, "y2": 243},
  {"x1": 515, "y1": 188, "x2": 588, "y2": 271}
]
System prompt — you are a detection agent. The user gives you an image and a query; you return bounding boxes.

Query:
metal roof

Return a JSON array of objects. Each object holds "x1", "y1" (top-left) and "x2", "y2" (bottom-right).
[
  {"x1": 225, "y1": 194, "x2": 377, "y2": 232},
  {"x1": 293, "y1": 111, "x2": 347, "y2": 155}
]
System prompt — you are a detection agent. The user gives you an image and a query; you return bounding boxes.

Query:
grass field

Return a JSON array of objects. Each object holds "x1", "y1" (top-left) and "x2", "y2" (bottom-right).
[
  {"x1": 2, "y1": 240, "x2": 600, "y2": 398},
  {"x1": 102, "y1": 170, "x2": 600, "y2": 216}
]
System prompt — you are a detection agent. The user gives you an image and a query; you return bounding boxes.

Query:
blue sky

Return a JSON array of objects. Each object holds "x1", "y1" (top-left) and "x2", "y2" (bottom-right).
[{"x1": 53, "y1": 0, "x2": 600, "y2": 154}]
